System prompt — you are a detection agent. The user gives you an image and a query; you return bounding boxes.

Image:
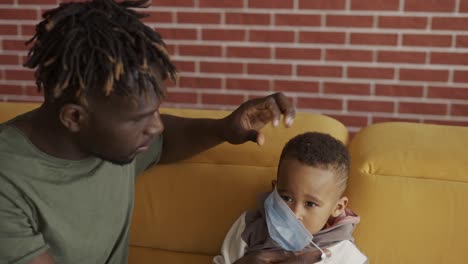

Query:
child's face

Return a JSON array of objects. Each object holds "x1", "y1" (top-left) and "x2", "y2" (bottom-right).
[{"x1": 274, "y1": 158, "x2": 348, "y2": 235}]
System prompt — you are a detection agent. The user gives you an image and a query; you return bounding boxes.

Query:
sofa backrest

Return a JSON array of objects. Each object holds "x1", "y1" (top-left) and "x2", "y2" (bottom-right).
[
  {"x1": 129, "y1": 108, "x2": 349, "y2": 261},
  {"x1": 347, "y1": 122, "x2": 468, "y2": 263}
]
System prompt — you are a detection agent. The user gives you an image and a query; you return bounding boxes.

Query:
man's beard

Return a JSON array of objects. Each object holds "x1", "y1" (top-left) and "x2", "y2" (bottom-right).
[{"x1": 89, "y1": 150, "x2": 136, "y2": 166}]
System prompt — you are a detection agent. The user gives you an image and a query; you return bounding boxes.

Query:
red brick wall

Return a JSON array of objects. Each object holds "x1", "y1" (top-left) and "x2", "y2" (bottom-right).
[{"x1": 1, "y1": 0, "x2": 468, "y2": 133}]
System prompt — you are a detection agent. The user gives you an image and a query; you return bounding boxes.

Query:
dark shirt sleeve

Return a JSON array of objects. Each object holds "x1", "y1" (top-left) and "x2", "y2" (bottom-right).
[{"x1": 0, "y1": 179, "x2": 49, "y2": 264}]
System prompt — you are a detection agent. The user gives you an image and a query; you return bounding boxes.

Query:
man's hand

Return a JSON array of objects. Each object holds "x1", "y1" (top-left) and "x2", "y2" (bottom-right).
[
  {"x1": 221, "y1": 92, "x2": 295, "y2": 146},
  {"x1": 159, "y1": 92, "x2": 295, "y2": 163},
  {"x1": 233, "y1": 249, "x2": 329, "y2": 264}
]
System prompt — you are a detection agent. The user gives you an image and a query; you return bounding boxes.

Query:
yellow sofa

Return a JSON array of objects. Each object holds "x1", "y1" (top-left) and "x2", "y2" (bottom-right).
[{"x1": 1, "y1": 102, "x2": 467, "y2": 264}]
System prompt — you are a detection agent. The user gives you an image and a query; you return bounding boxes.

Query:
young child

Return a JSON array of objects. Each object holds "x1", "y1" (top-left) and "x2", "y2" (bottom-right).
[{"x1": 213, "y1": 132, "x2": 367, "y2": 264}]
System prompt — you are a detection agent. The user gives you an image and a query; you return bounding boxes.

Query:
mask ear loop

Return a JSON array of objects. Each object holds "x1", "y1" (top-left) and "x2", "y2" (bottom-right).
[{"x1": 310, "y1": 239, "x2": 328, "y2": 261}]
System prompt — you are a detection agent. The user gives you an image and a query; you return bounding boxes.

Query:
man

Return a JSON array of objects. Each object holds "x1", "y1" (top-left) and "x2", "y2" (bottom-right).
[{"x1": 0, "y1": 0, "x2": 324, "y2": 263}]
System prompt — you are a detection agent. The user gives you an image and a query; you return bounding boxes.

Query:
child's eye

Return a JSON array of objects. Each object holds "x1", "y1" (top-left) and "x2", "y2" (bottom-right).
[
  {"x1": 305, "y1": 201, "x2": 317, "y2": 207},
  {"x1": 280, "y1": 195, "x2": 293, "y2": 203}
]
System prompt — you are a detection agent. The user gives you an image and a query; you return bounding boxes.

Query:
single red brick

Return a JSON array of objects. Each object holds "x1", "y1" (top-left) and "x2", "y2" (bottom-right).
[
  {"x1": 375, "y1": 84, "x2": 424, "y2": 97},
  {"x1": 226, "y1": 78, "x2": 270, "y2": 91},
  {"x1": 177, "y1": 12, "x2": 220, "y2": 24},
  {"x1": 202, "y1": 94, "x2": 245, "y2": 105},
  {"x1": 326, "y1": 49, "x2": 373, "y2": 62},
  {"x1": 431, "y1": 52, "x2": 468, "y2": 65},
  {"x1": 152, "y1": 0, "x2": 194, "y2": 7},
  {"x1": 202, "y1": 29, "x2": 246, "y2": 41},
  {"x1": 156, "y1": 28, "x2": 197, "y2": 40},
  {"x1": 275, "y1": 14, "x2": 321, "y2": 27},
  {"x1": 324, "y1": 82, "x2": 371, "y2": 95},
  {"x1": 23, "y1": 86, "x2": 42, "y2": 96},
  {"x1": 2, "y1": 40, "x2": 30, "y2": 51},
  {"x1": 297, "y1": 65, "x2": 343, "y2": 77},
  {"x1": 0, "y1": 9, "x2": 37, "y2": 20},
  {"x1": 4, "y1": 69, "x2": 35, "y2": 81},
  {"x1": 432, "y1": 17, "x2": 468, "y2": 30},
  {"x1": 456, "y1": 36, "x2": 468, "y2": 48},
  {"x1": 179, "y1": 45, "x2": 222, "y2": 57},
  {"x1": 19, "y1": 0, "x2": 56, "y2": 4},
  {"x1": 352, "y1": 0, "x2": 399, "y2": 10},
  {"x1": 226, "y1": 13, "x2": 270, "y2": 25},
  {"x1": 166, "y1": 44, "x2": 176, "y2": 56},
  {"x1": 372, "y1": 116, "x2": 420, "y2": 124},
  {"x1": 299, "y1": 0, "x2": 345, "y2": 9},
  {"x1": 21, "y1": 25, "x2": 37, "y2": 37},
  {"x1": 226, "y1": 46, "x2": 271, "y2": 59},
  {"x1": 329, "y1": 114, "x2": 369, "y2": 127},
  {"x1": 348, "y1": 100, "x2": 395, "y2": 113},
  {"x1": 461, "y1": 0, "x2": 468, "y2": 12},
  {"x1": 428, "y1": 86, "x2": 468, "y2": 100},
  {"x1": 299, "y1": 31, "x2": 346, "y2": 44},
  {"x1": 405, "y1": 0, "x2": 456, "y2": 12},
  {"x1": 165, "y1": 92, "x2": 197, "y2": 104},
  {"x1": 400, "y1": 68, "x2": 449, "y2": 82},
  {"x1": 298, "y1": 97, "x2": 343, "y2": 110},
  {"x1": 377, "y1": 51, "x2": 426, "y2": 64},
  {"x1": 0, "y1": 54, "x2": 19, "y2": 65},
  {"x1": 275, "y1": 48, "x2": 321, "y2": 60},
  {"x1": 399, "y1": 102, "x2": 447, "y2": 115},
  {"x1": 350, "y1": 33, "x2": 398, "y2": 46},
  {"x1": 0, "y1": 25, "x2": 18, "y2": 35},
  {"x1": 0, "y1": 84, "x2": 23, "y2": 95},
  {"x1": 179, "y1": 77, "x2": 221, "y2": 89},
  {"x1": 403, "y1": 34, "x2": 452, "y2": 47},
  {"x1": 250, "y1": 30, "x2": 295, "y2": 43},
  {"x1": 454, "y1": 70, "x2": 468, "y2": 83},
  {"x1": 172, "y1": 60, "x2": 196, "y2": 72},
  {"x1": 348, "y1": 67, "x2": 395, "y2": 79},
  {"x1": 200, "y1": 0, "x2": 243, "y2": 7},
  {"x1": 378, "y1": 16, "x2": 428, "y2": 29},
  {"x1": 273, "y1": 80, "x2": 319, "y2": 93},
  {"x1": 248, "y1": 0, "x2": 294, "y2": 9},
  {"x1": 247, "y1": 63, "x2": 292, "y2": 76},
  {"x1": 452, "y1": 104, "x2": 468, "y2": 116},
  {"x1": 142, "y1": 11, "x2": 172, "y2": 23},
  {"x1": 326, "y1": 15, "x2": 374, "y2": 28},
  {"x1": 200, "y1": 62, "x2": 243, "y2": 74}
]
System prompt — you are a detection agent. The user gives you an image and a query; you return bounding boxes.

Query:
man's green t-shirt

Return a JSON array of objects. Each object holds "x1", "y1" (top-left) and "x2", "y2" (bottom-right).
[{"x1": 0, "y1": 114, "x2": 163, "y2": 264}]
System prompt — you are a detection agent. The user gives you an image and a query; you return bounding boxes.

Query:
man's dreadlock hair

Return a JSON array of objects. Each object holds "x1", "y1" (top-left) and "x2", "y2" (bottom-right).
[
  {"x1": 24, "y1": 0, "x2": 176, "y2": 105},
  {"x1": 279, "y1": 132, "x2": 350, "y2": 196}
]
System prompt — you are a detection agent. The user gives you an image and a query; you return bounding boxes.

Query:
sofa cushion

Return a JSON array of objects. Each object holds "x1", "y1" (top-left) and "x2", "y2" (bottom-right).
[{"x1": 347, "y1": 122, "x2": 468, "y2": 264}]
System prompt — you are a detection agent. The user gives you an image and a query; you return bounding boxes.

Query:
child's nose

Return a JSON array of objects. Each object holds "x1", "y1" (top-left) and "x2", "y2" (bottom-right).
[{"x1": 290, "y1": 204, "x2": 304, "y2": 221}]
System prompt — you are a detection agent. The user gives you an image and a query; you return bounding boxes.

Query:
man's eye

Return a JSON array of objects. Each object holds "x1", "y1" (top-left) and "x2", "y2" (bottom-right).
[
  {"x1": 306, "y1": 201, "x2": 317, "y2": 207},
  {"x1": 280, "y1": 195, "x2": 293, "y2": 202}
]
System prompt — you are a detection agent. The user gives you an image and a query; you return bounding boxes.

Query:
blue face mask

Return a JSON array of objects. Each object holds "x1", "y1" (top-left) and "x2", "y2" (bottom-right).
[{"x1": 264, "y1": 188, "x2": 328, "y2": 259}]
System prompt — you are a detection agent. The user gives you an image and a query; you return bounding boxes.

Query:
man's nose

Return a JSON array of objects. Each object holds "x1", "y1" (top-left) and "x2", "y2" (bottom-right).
[{"x1": 145, "y1": 112, "x2": 164, "y2": 135}]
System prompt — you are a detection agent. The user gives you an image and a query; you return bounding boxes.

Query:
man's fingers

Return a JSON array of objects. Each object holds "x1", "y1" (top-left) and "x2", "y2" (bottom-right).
[
  {"x1": 244, "y1": 129, "x2": 260, "y2": 144},
  {"x1": 256, "y1": 132, "x2": 265, "y2": 146},
  {"x1": 273, "y1": 92, "x2": 295, "y2": 127},
  {"x1": 257, "y1": 249, "x2": 296, "y2": 262},
  {"x1": 263, "y1": 96, "x2": 282, "y2": 128},
  {"x1": 280, "y1": 249, "x2": 329, "y2": 264}
]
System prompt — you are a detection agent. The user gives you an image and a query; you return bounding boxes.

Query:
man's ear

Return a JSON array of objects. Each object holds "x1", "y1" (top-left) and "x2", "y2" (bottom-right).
[
  {"x1": 271, "y1": 179, "x2": 277, "y2": 191},
  {"x1": 59, "y1": 104, "x2": 88, "y2": 133},
  {"x1": 331, "y1": 196, "x2": 348, "y2": 218}
]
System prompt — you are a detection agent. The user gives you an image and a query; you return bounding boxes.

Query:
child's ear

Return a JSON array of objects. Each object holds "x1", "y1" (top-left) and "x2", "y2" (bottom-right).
[
  {"x1": 271, "y1": 180, "x2": 277, "y2": 190},
  {"x1": 331, "y1": 196, "x2": 348, "y2": 217}
]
